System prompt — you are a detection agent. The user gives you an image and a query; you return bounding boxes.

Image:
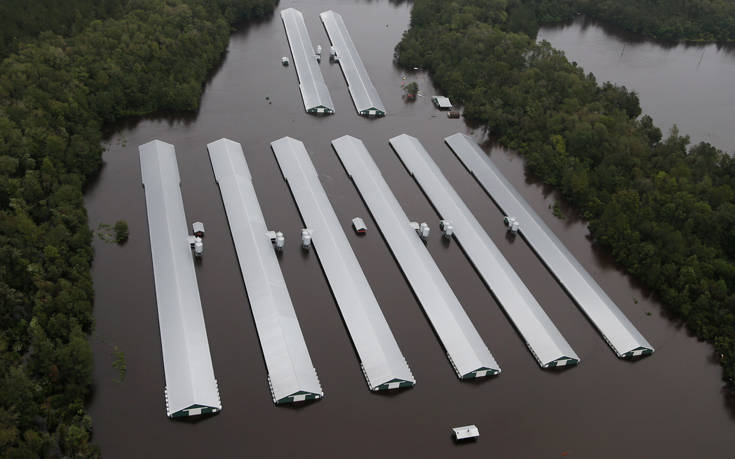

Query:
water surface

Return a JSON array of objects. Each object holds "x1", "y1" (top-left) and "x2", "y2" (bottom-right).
[
  {"x1": 538, "y1": 17, "x2": 735, "y2": 153},
  {"x1": 86, "y1": 2, "x2": 735, "y2": 457}
]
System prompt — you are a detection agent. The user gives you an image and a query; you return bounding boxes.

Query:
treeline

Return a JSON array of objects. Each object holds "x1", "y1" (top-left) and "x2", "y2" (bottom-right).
[
  {"x1": 0, "y1": 0, "x2": 126, "y2": 58},
  {"x1": 505, "y1": 0, "x2": 735, "y2": 41},
  {"x1": 575, "y1": 0, "x2": 735, "y2": 42},
  {"x1": 0, "y1": 0, "x2": 276, "y2": 456},
  {"x1": 396, "y1": 0, "x2": 735, "y2": 381}
]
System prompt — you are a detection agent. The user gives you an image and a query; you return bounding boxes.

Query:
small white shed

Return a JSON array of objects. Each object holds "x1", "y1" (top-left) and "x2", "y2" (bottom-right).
[
  {"x1": 432, "y1": 96, "x2": 453, "y2": 110},
  {"x1": 452, "y1": 425, "x2": 479, "y2": 440}
]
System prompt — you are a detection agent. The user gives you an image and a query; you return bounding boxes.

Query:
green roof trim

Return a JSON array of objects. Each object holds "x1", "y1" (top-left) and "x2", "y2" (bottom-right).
[
  {"x1": 545, "y1": 357, "x2": 580, "y2": 368},
  {"x1": 307, "y1": 106, "x2": 335, "y2": 114},
  {"x1": 169, "y1": 404, "x2": 220, "y2": 418},
  {"x1": 359, "y1": 108, "x2": 385, "y2": 117},
  {"x1": 275, "y1": 392, "x2": 322, "y2": 404},
  {"x1": 461, "y1": 368, "x2": 500, "y2": 379},
  {"x1": 374, "y1": 378, "x2": 414, "y2": 391},
  {"x1": 622, "y1": 347, "x2": 654, "y2": 358}
]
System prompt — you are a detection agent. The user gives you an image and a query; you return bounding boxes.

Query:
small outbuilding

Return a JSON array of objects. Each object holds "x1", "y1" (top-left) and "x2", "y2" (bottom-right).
[
  {"x1": 432, "y1": 96, "x2": 453, "y2": 110},
  {"x1": 452, "y1": 425, "x2": 479, "y2": 441},
  {"x1": 352, "y1": 217, "x2": 367, "y2": 234},
  {"x1": 192, "y1": 221, "x2": 205, "y2": 238}
]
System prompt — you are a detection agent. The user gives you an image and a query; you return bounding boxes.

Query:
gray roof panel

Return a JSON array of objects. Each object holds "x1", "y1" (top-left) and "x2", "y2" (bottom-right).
[
  {"x1": 320, "y1": 10, "x2": 386, "y2": 116},
  {"x1": 271, "y1": 136, "x2": 414, "y2": 390},
  {"x1": 139, "y1": 140, "x2": 221, "y2": 418},
  {"x1": 445, "y1": 133, "x2": 653, "y2": 358},
  {"x1": 389, "y1": 134, "x2": 579, "y2": 368},
  {"x1": 207, "y1": 138, "x2": 323, "y2": 404},
  {"x1": 333, "y1": 135, "x2": 500, "y2": 378},
  {"x1": 281, "y1": 8, "x2": 335, "y2": 114}
]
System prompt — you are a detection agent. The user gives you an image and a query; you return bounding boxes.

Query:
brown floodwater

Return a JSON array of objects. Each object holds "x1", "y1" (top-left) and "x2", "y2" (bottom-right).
[
  {"x1": 538, "y1": 17, "x2": 735, "y2": 154},
  {"x1": 85, "y1": 1, "x2": 735, "y2": 457}
]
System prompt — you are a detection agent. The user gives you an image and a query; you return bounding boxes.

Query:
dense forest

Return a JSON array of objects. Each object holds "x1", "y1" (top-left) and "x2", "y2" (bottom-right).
[
  {"x1": 397, "y1": 0, "x2": 735, "y2": 382},
  {"x1": 505, "y1": 0, "x2": 735, "y2": 42},
  {"x1": 575, "y1": 0, "x2": 735, "y2": 42},
  {"x1": 0, "y1": 0, "x2": 731, "y2": 456},
  {"x1": 0, "y1": 0, "x2": 125, "y2": 58},
  {"x1": 524, "y1": 0, "x2": 735, "y2": 42},
  {"x1": 0, "y1": 0, "x2": 276, "y2": 456}
]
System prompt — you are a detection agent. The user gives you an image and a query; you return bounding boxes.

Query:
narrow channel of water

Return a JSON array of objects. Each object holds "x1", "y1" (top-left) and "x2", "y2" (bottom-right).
[
  {"x1": 538, "y1": 16, "x2": 735, "y2": 154},
  {"x1": 86, "y1": 2, "x2": 735, "y2": 457}
]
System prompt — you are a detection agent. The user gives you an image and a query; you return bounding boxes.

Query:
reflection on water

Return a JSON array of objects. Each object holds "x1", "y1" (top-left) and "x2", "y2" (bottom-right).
[
  {"x1": 538, "y1": 17, "x2": 735, "y2": 154},
  {"x1": 86, "y1": 2, "x2": 735, "y2": 458}
]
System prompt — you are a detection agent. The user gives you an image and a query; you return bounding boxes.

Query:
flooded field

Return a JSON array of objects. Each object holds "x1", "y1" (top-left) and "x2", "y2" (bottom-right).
[{"x1": 86, "y1": 1, "x2": 735, "y2": 457}]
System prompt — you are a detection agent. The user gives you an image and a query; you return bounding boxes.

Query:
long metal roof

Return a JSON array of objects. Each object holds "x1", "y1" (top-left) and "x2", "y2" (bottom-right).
[
  {"x1": 319, "y1": 10, "x2": 386, "y2": 116},
  {"x1": 333, "y1": 135, "x2": 500, "y2": 379},
  {"x1": 281, "y1": 8, "x2": 335, "y2": 114},
  {"x1": 390, "y1": 134, "x2": 579, "y2": 368},
  {"x1": 139, "y1": 140, "x2": 221, "y2": 418},
  {"x1": 271, "y1": 136, "x2": 414, "y2": 390},
  {"x1": 207, "y1": 138, "x2": 323, "y2": 404},
  {"x1": 445, "y1": 133, "x2": 654, "y2": 358}
]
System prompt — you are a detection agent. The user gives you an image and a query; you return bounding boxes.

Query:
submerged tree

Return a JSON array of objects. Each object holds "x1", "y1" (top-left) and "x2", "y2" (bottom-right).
[
  {"x1": 404, "y1": 81, "x2": 419, "y2": 101},
  {"x1": 114, "y1": 220, "x2": 129, "y2": 244}
]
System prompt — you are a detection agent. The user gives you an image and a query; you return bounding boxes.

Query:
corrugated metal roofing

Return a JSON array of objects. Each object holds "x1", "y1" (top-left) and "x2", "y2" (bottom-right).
[
  {"x1": 319, "y1": 10, "x2": 386, "y2": 116},
  {"x1": 445, "y1": 133, "x2": 654, "y2": 358},
  {"x1": 271, "y1": 136, "x2": 414, "y2": 390},
  {"x1": 390, "y1": 134, "x2": 580, "y2": 368},
  {"x1": 207, "y1": 138, "x2": 323, "y2": 404},
  {"x1": 281, "y1": 8, "x2": 335, "y2": 114},
  {"x1": 432, "y1": 96, "x2": 452, "y2": 109},
  {"x1": 453, "y1": 425, "x2": 480, "y2": 440},
  {"x1": 333, "y1": 135, "x2": 500, "y2": 379},
  {"x1": 139, "y1": 140, "x2": 221, "y2": 418}
]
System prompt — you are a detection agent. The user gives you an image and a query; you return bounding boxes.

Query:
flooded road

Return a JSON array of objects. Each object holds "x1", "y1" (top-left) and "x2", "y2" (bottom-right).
[
  {"x1": 538, "y1": 17, "x2": 735, "y2": 154},
  {"x1": 86, "y1": 1, "x2": 735, "y2": 457}
]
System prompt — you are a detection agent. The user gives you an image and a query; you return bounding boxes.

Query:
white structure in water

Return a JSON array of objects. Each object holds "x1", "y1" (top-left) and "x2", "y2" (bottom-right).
[
  {"x1": 352, "y1": 217, "x2": 367, "y2": 234},
  {"x1": 440, "y1": 220, "x2": 454, "y2": 238},
  {"x1": 207, "y1": 138, "x2": 323, "y2": 404},
  {"x1": 281, "y1": 8, "x2": 334, "y2": 114},
  {"x1": 333, "y1": 135, "x2": 500, "y2": 379},
  {"x1": 272, "y1": 136, "x2": 414, "y2": 391},
  {"x1": 452, "y1": 425, "x2": 480, "y2": 440},
  {"x1": 432, "y1": 96, "x2": 453, "y2": 110},
  {"x1": 320, "y1": 10, "x2": 385, "y2": 116},
  {"x1": 390, "y1": 134, "x2": 579, "y2": 368},
  {"x1": 301, "y1": 228, "x2": 313, "y2": 249},
  {"x1": 445, "y1": 132, "x2": 654, "y2": 358},
  {"x1": 504, "y1": 216, "x2": 520, "y2": 233},
  {"x1": 139, "y1": 140, "x2": 221, "y2": 418}
]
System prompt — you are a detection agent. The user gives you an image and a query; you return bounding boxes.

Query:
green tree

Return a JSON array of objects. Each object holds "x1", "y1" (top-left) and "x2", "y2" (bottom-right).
[
  {"x1": 396, "y1": 0, "x2": 735, "y2": 384},
  {"x1": 404, "y1": 81, "x2": 419, "y2": 100},
  {"x1": 114, "y1": 220, "x2": 128, "y2": 244},
  {"x1": 0, "y1": 0, "x2": 278, "y2": 455}
]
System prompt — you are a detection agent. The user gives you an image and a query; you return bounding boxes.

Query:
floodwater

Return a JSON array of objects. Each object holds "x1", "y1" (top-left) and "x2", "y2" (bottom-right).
[
  {"x1": 86, "y1": 1, "x2": 735, "y2": 457},
  {"x1": 538, "y1": 17, "x2": 735, "y2": 154}
]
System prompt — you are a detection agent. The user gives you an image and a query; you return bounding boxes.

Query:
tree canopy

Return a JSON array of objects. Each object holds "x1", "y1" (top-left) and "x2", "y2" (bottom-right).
[
  {"x1": 505, "y1": 0, "x2": 735, "y2": 42},
  {"x1": 0, "y1": 0, "x2": 276, "y2": 456},
  {"x1": 396, "y1": 0, "x2": 735, "y2": 383}
]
